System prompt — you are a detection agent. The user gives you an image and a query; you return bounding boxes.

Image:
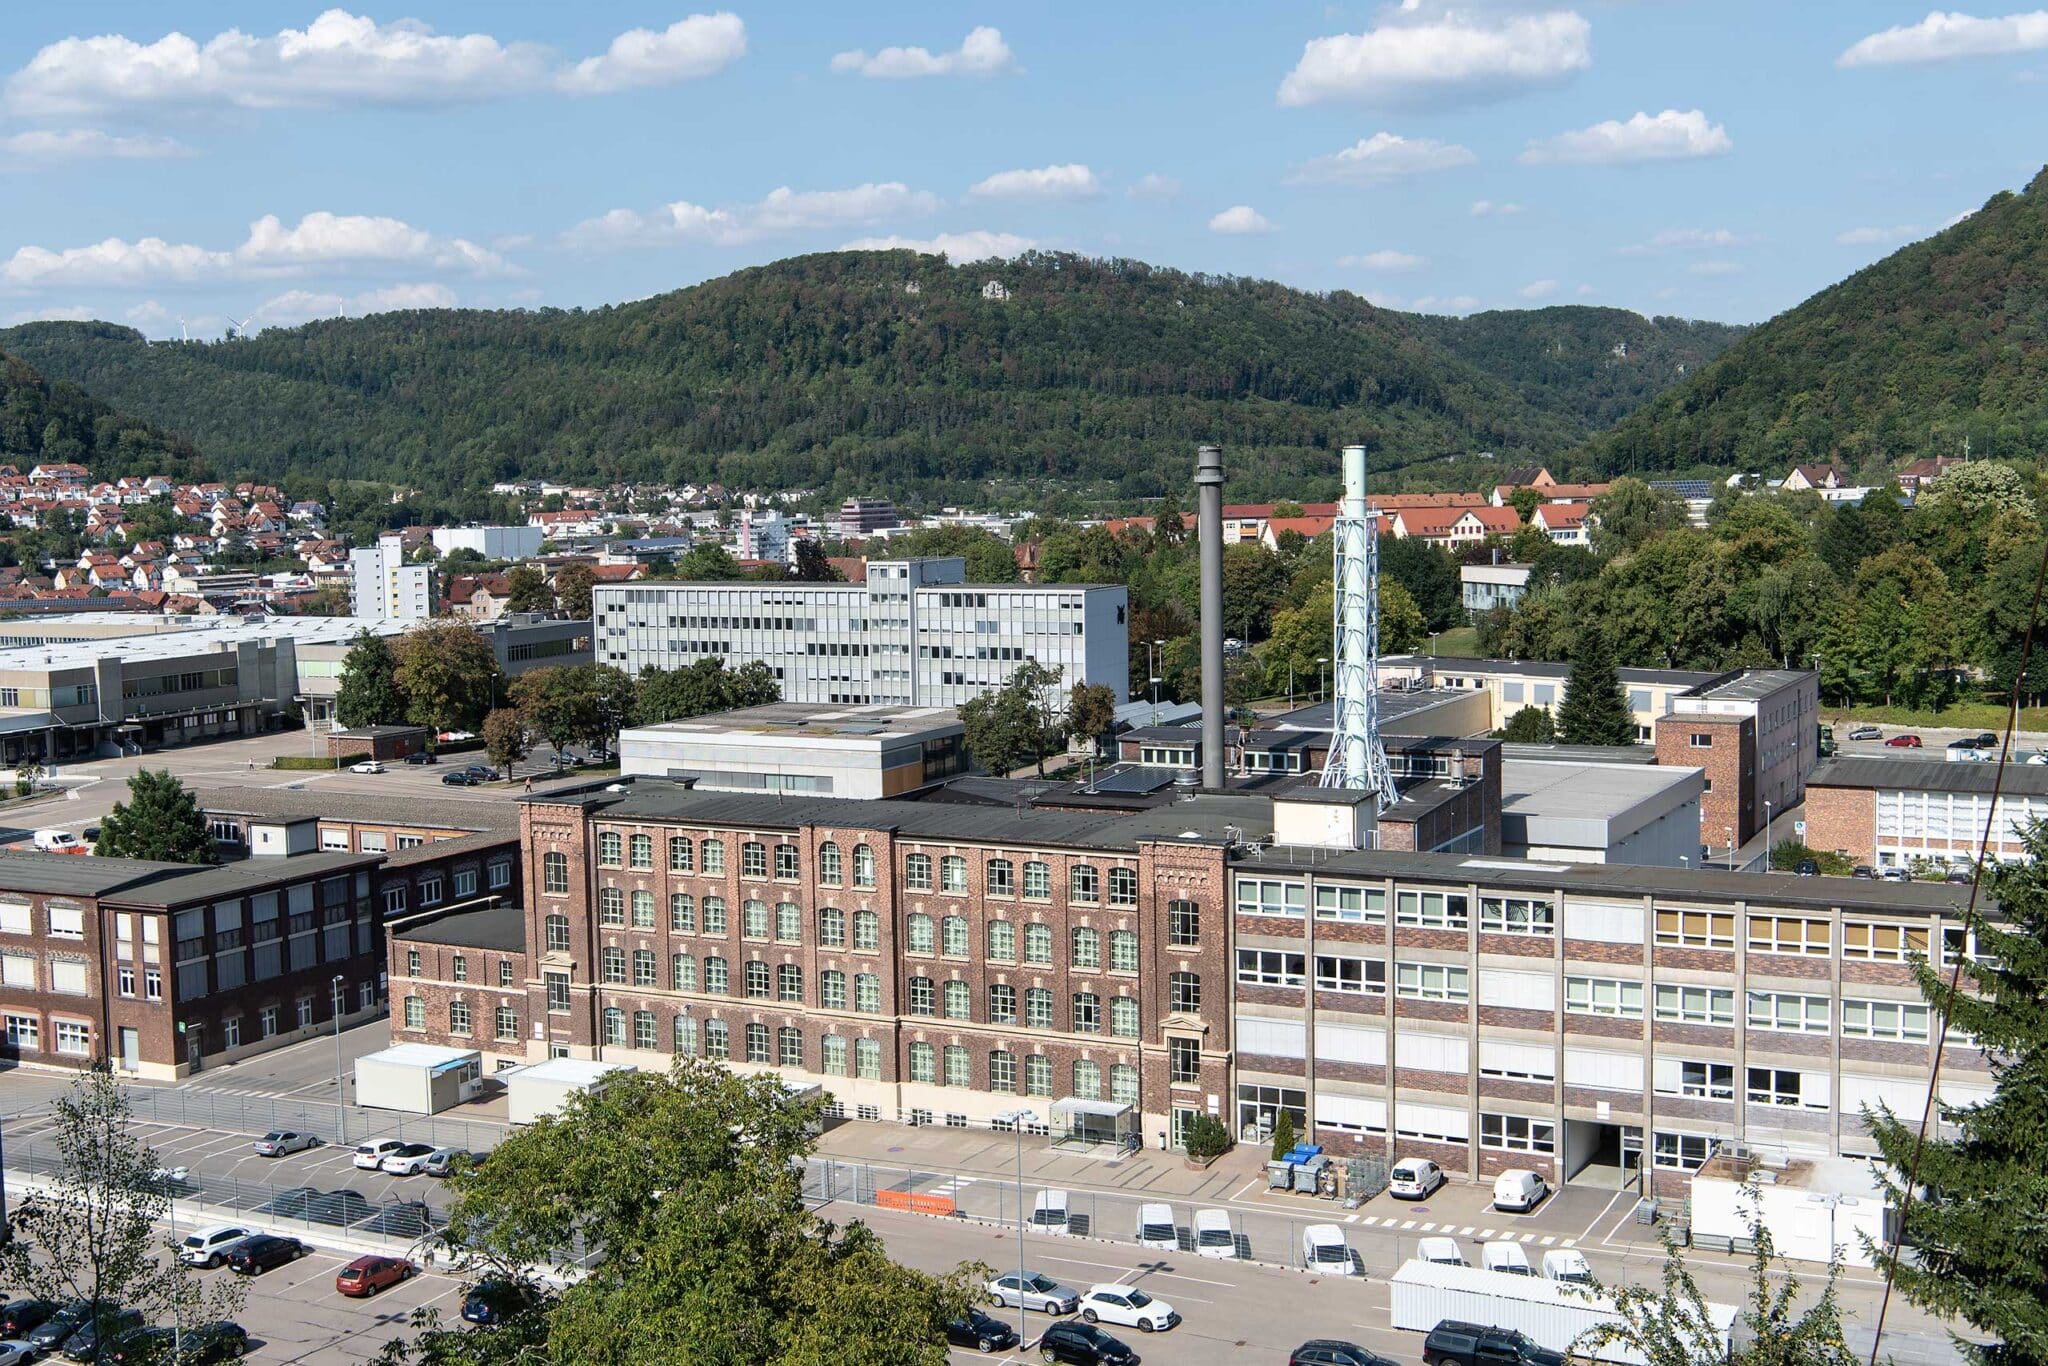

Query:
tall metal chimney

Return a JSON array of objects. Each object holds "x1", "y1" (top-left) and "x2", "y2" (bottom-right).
[
  {"x1": 1196, "y1": 445, "x2": 1227, "y2": 790},
  {"x1": 1322, "y1": 444, "x2": 1398, "y2": 806}
]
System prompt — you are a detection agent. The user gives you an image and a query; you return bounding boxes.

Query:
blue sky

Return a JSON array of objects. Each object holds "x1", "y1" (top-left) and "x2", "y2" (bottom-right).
[{"x1": 0, "y1": 2, "x2": 2042, "y2": 336}]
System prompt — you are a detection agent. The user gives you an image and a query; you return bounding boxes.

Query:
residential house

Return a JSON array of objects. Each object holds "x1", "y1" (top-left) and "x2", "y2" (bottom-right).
[
  {"x1": 1531, "y1": 502, "x2": 1593, "y2": 546},
  {"x1": 1782, "y1": 464, "x2": 1848, "y2": 492}
]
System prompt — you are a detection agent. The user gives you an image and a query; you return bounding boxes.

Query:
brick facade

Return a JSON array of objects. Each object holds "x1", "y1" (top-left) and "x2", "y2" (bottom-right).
[{"x1": 1657, "y1": 713, "x2": 1754, "y2": 852}]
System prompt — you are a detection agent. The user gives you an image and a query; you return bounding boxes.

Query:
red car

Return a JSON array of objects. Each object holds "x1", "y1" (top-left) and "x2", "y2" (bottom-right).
[
  {"x1": 1885, "y1": 734, "x2": 1922, "y2": 748},
  {"x1": 336, "y1": 1254, "x2": 416, "y2": 1297}
]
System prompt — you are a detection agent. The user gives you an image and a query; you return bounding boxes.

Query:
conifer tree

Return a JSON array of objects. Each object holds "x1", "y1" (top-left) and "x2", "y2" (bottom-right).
[
  {"x1": 95, "y1": 770, "x2": 217, "y2": 864},
  {"x1": 1555, "y1": 628, "x2": 1637, "y2": 745}
]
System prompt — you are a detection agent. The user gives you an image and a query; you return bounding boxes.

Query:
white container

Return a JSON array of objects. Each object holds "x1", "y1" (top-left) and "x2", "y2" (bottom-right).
[
  {"x1": 353, "y1": 1044, "x2": 482, "y2": 1115},
  {"x1": 505, "y1": 1057, "x2": 629, "y2": 1124},
  {"x1": 1389, "y1": 1259, "x2": 1734, "y2": 1365}
]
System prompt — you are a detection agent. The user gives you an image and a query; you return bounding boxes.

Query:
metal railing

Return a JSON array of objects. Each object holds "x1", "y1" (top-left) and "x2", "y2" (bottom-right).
[{"x1": 120, "y1": 1086, "x2": 507, "y2": 1157}]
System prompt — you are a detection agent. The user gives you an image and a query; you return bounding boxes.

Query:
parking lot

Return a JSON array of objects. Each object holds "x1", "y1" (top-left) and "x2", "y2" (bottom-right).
[{"x1": 182, "y1": 1243, "x2": 467, "y2": 1365}]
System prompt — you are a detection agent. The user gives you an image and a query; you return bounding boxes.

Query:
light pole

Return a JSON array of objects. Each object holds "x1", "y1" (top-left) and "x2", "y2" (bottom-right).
[
  {"x1": 331, "y1": 975, "x2": 347, "y2": 1144},
  {"x1": 1724, "y1": 824, "x2": 1734, "y2": 869},
  {"x1": 995, "y1": 1107, "x2": 1036, "y2": 1346},
  {"x1": 1764, "y1": 800, "x2": 1774, "y2": 870},
  {"x1": 1151, "y1": 639, "x2": 1165, "y2": 706},
  {"x1": 1317, "y1": 656, "x2": 1330, "y2": 705}
]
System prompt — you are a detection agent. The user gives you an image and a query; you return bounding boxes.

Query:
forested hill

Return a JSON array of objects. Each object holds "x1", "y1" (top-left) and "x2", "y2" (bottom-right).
[
  {"x1": 0, "y1": 253, "x2": 1735, "y2": 508},
  {"x1": 0, "y1": 345, "x2": 209, "y2": 482},
  {"x1": 1587, "y1": 164, "x2": 2048, "y2": 478}
]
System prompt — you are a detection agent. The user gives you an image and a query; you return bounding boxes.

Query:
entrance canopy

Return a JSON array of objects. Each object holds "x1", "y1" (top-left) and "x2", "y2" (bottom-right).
[{"x1": 1049, "y1": 1097, "x2": 1136, "y2": 1150}]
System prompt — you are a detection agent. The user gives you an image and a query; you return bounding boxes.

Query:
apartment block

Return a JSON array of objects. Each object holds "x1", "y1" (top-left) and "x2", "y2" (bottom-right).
[
  {"x1": 592, "y1": 557, "x2": 1128, "y2": 709},
  {"x1": 349, "y1": 533, "x2": 437, "y2": 623}
]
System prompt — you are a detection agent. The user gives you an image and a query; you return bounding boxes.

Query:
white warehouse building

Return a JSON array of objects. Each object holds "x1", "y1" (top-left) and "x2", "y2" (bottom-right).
[
  {"x1": 593, "y1": 557, "x2": 1128, "y2": 709},
  {"x1": 431, "y1": 525, "x2": 545, "y2": 561}
]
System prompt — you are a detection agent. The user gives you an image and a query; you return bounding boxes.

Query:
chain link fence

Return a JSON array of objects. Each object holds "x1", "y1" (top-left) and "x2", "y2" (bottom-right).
[{"x1": 120, "y1": 1085, "x2": 506, "y2": 1158}]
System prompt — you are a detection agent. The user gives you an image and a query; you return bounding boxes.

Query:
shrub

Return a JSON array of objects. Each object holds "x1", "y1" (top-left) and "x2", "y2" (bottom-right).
[
  {"x1": 1184, "y1": 1114, "x2": 1232, "y2": 1163},
  {"x1": 1270, "y1": 1109, "x2": 1297, "y2": 1161}
]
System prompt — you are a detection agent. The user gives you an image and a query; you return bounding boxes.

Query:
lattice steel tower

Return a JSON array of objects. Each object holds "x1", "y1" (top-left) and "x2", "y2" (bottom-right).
[{"x1": 1321, "y1": 444, "x2": 1398, "y2": 805}]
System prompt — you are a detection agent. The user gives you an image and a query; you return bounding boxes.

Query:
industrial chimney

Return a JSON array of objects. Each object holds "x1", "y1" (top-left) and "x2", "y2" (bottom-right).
[
  {"x1": 1322, "y1": 444, "x2": 1398, "y2": 807},
  {"x1": 1196, "y1": 445, "x2": 1226, "y2": 790}
]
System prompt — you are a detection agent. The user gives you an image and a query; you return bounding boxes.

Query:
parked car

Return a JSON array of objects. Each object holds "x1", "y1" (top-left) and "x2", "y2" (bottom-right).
[
  {"x1": 986, "y1": 1271, "x2": 1078, "y2": 1315},
  {"x1": 1416, "y1": 1236, "x2": 1467, "y2": 1267},
  {"x1": 0, "y1": 1342, "x2": 40, "y2": 1366},
  {"x1": 31, "y1": 829, "x2": 84, "y2": 852},
  {"x1": 1389, "y1": 1157, "x2": 1444, "y2": 1200},
  {"x1": 1847, "y1": 725, "x2": 1881, "y2": 741},
  {"x1": 1794, "y1": 858, "x2": 1820, "y2": 876},
  {"x1": 24, "y1": 1304, "x2": 93, "y2": 1354},
  {"x1": 251, "y1": 1130, "x2": 316, "y2": 1157},
  {"x1": 402, "y1": 751, "x2": 438, "y2": 765},
  {"x1": 336, "y1": 1255, "x2": 415, "y2": 1298},
  {"x1": 106, "y1": 1321, "x2": 248, "y2": 1364},
  {"x1": 460, "y1": 1278, "x2": 536, "y2": 1327},
  {"x1": 1291, "y1": 1343, "x2": 1399, "y2": 1366},
  {"x1": 1481, "y1": 1241, "x2": 1533, "y2": 1276},
  {"x1": 1492, "y1": 1169, "x2": 1548, "y2": 1213},
  {"x1": 945, "y1": 1308, "x2": 1020, "y2": 1353},
  {"x1": 305, "y1": 1190, "x2": 377, "y2": 1226},
  {"x1": 1421, "y1": 1319, "x2": 1566, "y2": 1366},
  {"x1": 1852, "y1": 865, "x2": 1875, "y2": 879},
  {"x1": 1301, "y1": 1224, "x2": 1355, "y2": 1276},
  {"x1": 438, "y1": 730, "x2": 476, "y2": 743},
  {"x1": 1133, "y1": 1204, "x2": 1177, "y2": 1251},
  {"x1": 264, "y1": 1186, "x2": 323, "y2": 1218},
  {"x1": 56, "y1": 1306, "x2": 144, "y2": 1362},
  {"x1": 441, "y1": 770, "x2": 480, "y2": 786},
  {"x1": 1541, "y1": 1249, "x2": 1593, "y2": 1284},
  {"x1": 226, "y1": 1235, "x2": 306, "y2": 1275},
  {"x1": 179, "y1": 1224, "x2": 257, "y2": 1268},
  {"x1": 1036, "y1": 1320, "x2": 1138, "y2": 1366},
  {"x1": 1885, "y1": 733, "x2": 1922, "y2": 748},
  {"x1": 1879, "y1": 866, "x2": 1911, "y2": 882},
  {"x1": 1191, "y1": 1208, "x2": 1236, "y2": 1259},
  {"x1": 379, "y1": 1142, "x2": 439, "y2": 1175},
  {"x1": 0, "y1": 1299, "x2": 58, "y2": 1338},
  {"x1": 146, "y1": 1165, "x2": 190, "y2": 1191},
  {"x1": 348, "y1": 760, "x2": 385, "y2": 775},
  {"x1": 1077, "y1": 1285, "x2": 1177, "y2": 1333},
  {"x1": 353, "y1": 1139, "x2": 409, "y2": 1170},
  {"x1": 1030, "y1": 1189, "x2": 1072, "y2": 1236},
  {"x1": 1947, "y1": 865, "x2": 1976, "y2": 885},
  {"x1": 462, "y1": 765, "x2": 497, "y2": 782},
  {"x1": 422, "y1": 1147, "x2": 473, "y2": 1178},
  {"x1": 1976, "y1": 732, "x2": 2000, "y2": 748}
]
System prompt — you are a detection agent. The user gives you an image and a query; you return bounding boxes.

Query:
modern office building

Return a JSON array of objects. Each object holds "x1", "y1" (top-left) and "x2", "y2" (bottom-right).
[
  {"x1": 838, "y1": 497, "x2": 901, "y2": 536},
  {"x1": 1803, "y1": 756, "x2": 2047, "y2": 870},
  {"x1": 593, "y1": 557, "x2": 1128, "y2": 710},
  {"x1": 618, "y1": 703, "x2": 968, "y2": 799},
  {"x1": 431, "y1": 525, "x2": 545, "y2": 562},
  {"x1": 350, "y1": 533, "x2": 437, "y2": 623}
]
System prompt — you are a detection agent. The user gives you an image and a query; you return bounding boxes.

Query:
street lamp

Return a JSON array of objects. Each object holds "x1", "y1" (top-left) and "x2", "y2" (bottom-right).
[
  {"x1": 331, "y1": 975, "x2": 347, "y2": 1144},
  {"x1": 1724, "y1": 825, "x2": 1734, "y2": 869},
  {"x1": 1150, "y1": 639, "x2": 1166, "y2": 706},
  {"x1": 1763, "y1": 799, "x2": 1774, "y2": 870},
  {"x1": 994, "y1": 1107, "x2": 1037, "y2": 1347},
  {"x1": 1317, "y1": 656, "x2": 1330, "y2": 705}
]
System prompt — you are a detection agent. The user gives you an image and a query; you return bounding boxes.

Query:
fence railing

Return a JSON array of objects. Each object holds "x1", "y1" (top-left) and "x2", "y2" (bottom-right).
[{"x1": 119, "y1": 1086, "x2": 507, "y2": 1157}]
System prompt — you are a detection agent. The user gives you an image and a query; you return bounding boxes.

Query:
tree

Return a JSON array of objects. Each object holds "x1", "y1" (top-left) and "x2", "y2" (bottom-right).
[
  {"x1": 1866, "y1": 824, "x2": 2048, "y2": 1364},
  {"x1": 633, "y1": 659, "x2": 780, "y2": 727},
  {"x1": 1379, "y1": 536, "x2": 1463, "y2": 632},
  {"x1": 959, "y1": 661, "x2": 1061, "y2": 777},
  {"x1": 1590, "y1": 477, "x2": 1687, "y2": 556},
  {"x1": 886, "y1": 527, "x2": 1019, "y2": 583},
  {"x1": 334, "y1": 629, "x2": 403, "y2": 729},
  {"x1": 1066, "y1": 682, "x2": 1116, "y2": 752},
  {"x1": 1498, "y1": 705, "x2": 1556, "y2": 743},
  {"x1": 1555, "y1": 630, "x2": 1636, "y2": 745},
  {"x1": 509, "y1": 666, "x2": 597, "y2": 757},
  {"x1": 1507, "y1": 486, "x2": 1543, "y2": 521},
  {"x1": 482, "y1": 708, "x2": 527, "y2": 772},
  {"x1": 1573, "y1": 1202, "x2": 1857, "y2": 1366},
  {"x1": 790, "y1": 539, "x2": 842, "y2": 582},
  {"x1": 1915, "y1": 460, "x2": 2036, "y2": 521},
  {"x1": 96, "y1": 769, "x2": 218, "y2": 863},
  {"x1": 1183, "y1": 1113, "x2": 1232, "y2": 1163},
  {"x1": 503, "y1": 563, "x2": 554, "y2": 613},
  {"x1": 0, "y1": 1071, "x2": 245, "y2": 1345},
  {"x1": 554, "y1": 563, "x2": 596, "y2": 620},
  {"x1": 1269, "y1": 1108, "x2": 1297, "y2": 1161},
  {"x1": 588, "y1": 664, "x2": 637, "y2": 754},
  {"x1": 391, "y1": 620, "x2": 504, "y2": 735},
  {"x1": 673, "y1": 544, "x2": 746, "y2": 581},
  {"x1": 1379, "y1": 578, "x2": 1427, "y2": 653},
  {"x1": 374, "y1": 1061, "x2": 983, "y2": 1366}
]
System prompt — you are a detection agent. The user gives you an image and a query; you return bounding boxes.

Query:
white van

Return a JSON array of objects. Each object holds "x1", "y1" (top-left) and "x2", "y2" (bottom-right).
[
  {"x1": 1031, "y1": 1189, "x2": 1071, "y2": 1236},
  {"x1": 31, "y1": 829, "x2": 83, "y2": 852},
  {"x1": 1482, "y1": 1240, "x2": 1533, "y2": 1276},
  {"x1": 1192, "y1": 1209, "x2": 1236, "y2": 1259},
  {"x1": 1491, "y1": 1168, "x2": 1548, "y2": 1213},
  {"x1": 1302, "y1": 1224, "x2": 1355, "y2": 1276},
  {"x1": 1135, "y1": 1203, "x2": 1177, "y2": 1250},
  {"x1": 1416, "y1": 1236, "x2": 1467, "y2": 1267},
  {"x1": 1542, "y1": 1249, "x2": 1593, "y2": 1284}
]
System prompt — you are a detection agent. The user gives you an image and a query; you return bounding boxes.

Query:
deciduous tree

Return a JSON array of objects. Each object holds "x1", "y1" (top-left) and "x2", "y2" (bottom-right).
[
  {"x1": 503, "y1": 564, "x2": 553, "y2": 613},
  {"x1": 95, "y1": 769, "x2": 217, "y2": 863},
  {"x1": 482, "y1": 708, "x2": 527, "y2": 772},
  {"x1": 391, "y1": 620, "x2": 503, "y2": 735},
  {"x1": 1590, "y1": 477, "x2": 1687, "y2": 556},
  {"x1": 960, "y1": 661, "x2": 1062, "y2": 777},
  {"x1": 335, "y1": 629, "x2": 403, "y2": 729},
  {"x1": 1066, "y1": 682, "x2": 1116, "y2": 751},
  {"x1": 553, "y1": 563, "x2": 596, "y2": 620}
]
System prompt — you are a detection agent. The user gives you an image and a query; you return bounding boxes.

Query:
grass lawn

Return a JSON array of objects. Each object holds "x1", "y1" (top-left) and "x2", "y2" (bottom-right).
[
  {"x1": 1826, "y1": 702, "x2": 2048, "y2": 733},
  {"x1": 1426, "y1": 626, "x2": 1483, "y2": 658}
]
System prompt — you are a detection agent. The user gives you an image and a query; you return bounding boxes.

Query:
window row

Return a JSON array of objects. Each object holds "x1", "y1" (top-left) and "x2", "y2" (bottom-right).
[{"x1": 1234, "y1": 949, "x2": 1387, "y2": 995}]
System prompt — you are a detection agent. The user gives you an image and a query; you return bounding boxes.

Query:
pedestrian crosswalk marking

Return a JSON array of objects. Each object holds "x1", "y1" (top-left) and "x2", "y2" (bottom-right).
[
  {"x1": 1539, "y1": 1236, "x2": 1556, "y2": 1246},
  {"x1": 1458, "y1": 1226, "x2": 1475, "y2": 1236},
  {"x1": 1400, "y1": 1220, "x2": 1416, "y2": 1230}
]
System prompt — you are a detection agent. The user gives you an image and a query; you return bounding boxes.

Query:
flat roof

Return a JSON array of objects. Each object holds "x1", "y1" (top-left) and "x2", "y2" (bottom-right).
[
  {"x1": 360, "y1": 1043, "x2": 481, "y2": 1068},
  {"x1": 1501, "y1": 758, "x2": 1703, "y2": 844},
  {"x1": 0, "y1": 848, "x2": 381, "y2": 904},
  {"x1": 511, "y1": 1057, "x2": 630, "y2": 1087},
  {"x1": 624, "y1": 701, "x2": 961, "y2": 741},
  {"x1": 1500, "y1": 740, "x2": 1657, "y2": 766},
  {"x1": 1808, "y1": 755, "x2": 2048, "y2": 798},
  {"x1": 1382, "y1": 654, "x2": 1719, "y2": 687},
  {"x1": 391, "y1": 904, "x2": 525, "y2": 953},
  {"x1": 203, "y1": 786, "x2": 517, "y2": 834},
  {"x1": 1697, "y1": 669, "x2": 1811, "y2": 701},
  {"x1": 603, "y1": 578, "x2": 1118, "y2": 592},
  {"x1": 1266, "y1": 688, "x2": 1481, "y2": 732},
  {"x1": 0, "y1": 611, "x2": 569, "y2": 671}
]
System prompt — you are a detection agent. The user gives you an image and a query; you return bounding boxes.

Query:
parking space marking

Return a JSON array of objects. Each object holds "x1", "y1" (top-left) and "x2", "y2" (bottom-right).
[
  {"x1": 1517, "y1": 1233, "x2": 1534, "y2": 1243},
  {"x1": 1343, "y1": 1215, "x2": 1358, "y2": 1224},
  {"x1": 1477, "y1": 1228, "x2": 1496, "y2": 1239},
  {"x1": 1399, "y1": 1220, "x2": 1415, "y2": 1230},
  {"x1": 1458, "y1": 1226, "x2": 1475, "y2": 1236},
  {"x1": 1540, "y1": 1236, "x2": 1556, "y2": 1246},
  {"x1": 1560, "y1": 1239, "x2": 1575, "y2": 1248},
  {"x1": 1043, "y1": 1254, "x2": 1147, "y2": 1275}
]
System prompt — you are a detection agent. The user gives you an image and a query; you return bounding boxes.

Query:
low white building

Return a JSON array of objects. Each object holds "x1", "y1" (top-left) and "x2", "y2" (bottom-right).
[
  {"x1": 354, "y1": 1043, "x2": 483, "y2": 1115},
  {"x1": 1460, "y1": 562, "x2": 1532, "y2": 615},
  {"x1": 431, "y1": 525, "x2": 544, "y2": 561},
  {"x1": 507, "y1": 1057, "x2": 630, "y2": 1124},
  {"x1": 1500, "y1": 753, "x2": 1705, "y2": 866},
  {"x1": 619, "y1": 702, "x2": 968, "y2": 799}
]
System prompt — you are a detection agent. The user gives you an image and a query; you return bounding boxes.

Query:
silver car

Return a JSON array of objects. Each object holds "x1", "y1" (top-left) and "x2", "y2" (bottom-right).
[
  {"x1": 987, "y1": 1271, "x2": 1079, "y2": 1315},
  {"x1": 252, "y1": 1129, "x2": 317, "y2": 1157}
]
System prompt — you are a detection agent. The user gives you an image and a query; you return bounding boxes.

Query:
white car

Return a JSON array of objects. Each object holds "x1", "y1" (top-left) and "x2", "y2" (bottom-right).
[
  {"x1": 148, "y1": 1164, "x2": 191, "y2": 1189},
  {"x1": 1542, "y1": 1249, "x2": 1593, "y2": 1284},
  {"x1": 379, "y1": 1142, "x2": 440, "y2": 1175},
  {"x1": 1483, "y1": 1240, "x2": 1533, "y2": 1276},
  {"x1": 1077, "y1": 1284, "x2": 1179, "y2": 1333},
  {"x1": 1302, "y1": 1223, "x2": 1356, "y2": 1276},
  {"x1": 352, "y1": 1139, "x2": 409, "y2": 1170},
  {"x1": 986, "y1": 1271, "x2": 1079, "y2": 1315},
  {"x1": 1417, "y1": 1236, "x2": 1467, "y2": 1267},
  {"x1": 1030, "y1": 1189, "x2": 1071, "y2": 1236},
  {"x1": 1134, "y1": 1203, "x2": 1177, "y2": 1250},
  {"x1": 1388, "y1": 1157, "x2": 1445, "y2": 1200},
  {"x1": 1192, "y1": 1208, "x2": 1236, "y2": 1260},
  {"x1": 179, "y1": 1223, "x2": 257, "y2": 1267},
  {"x1": 1492, "y1": 1168, "x2": 1549, "y2": 1213},
  {"x1": 0, "y1": 1342, "x2": 40, "y2": 1365},
  {"x1": 349, "y1": 759, "x2": 385, "y2": 774},
  {"x1": 251, "y1": 1130, "x2": 317, "y2": 1157}
]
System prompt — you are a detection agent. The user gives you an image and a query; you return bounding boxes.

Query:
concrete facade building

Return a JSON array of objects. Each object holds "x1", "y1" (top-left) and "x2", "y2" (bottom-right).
[
  {"x1": 431, "y1": 525, "x2": 545, "y2": 562},
  {"x1": 593, "y1": 557, "x2": 1128, "y2": 710},
  {"x1": 350, "y1": 533, "x2": 437, "y2": 623},
  {"x1": 1803, "y1": 757, "x2": 2048, "y2": 870},
  {"x1": 1460, "y1": 562, "x2": 1533, "y2": 615},
  {"x1": 618, "y1": 703, "x2": 968, "y2": 798},
  {"x1": 1500, "y1": 759, "x2": 1705, "y2": 866},
  {"x1": 838, "y1": 498, "x2": 901, "y2": 536}
]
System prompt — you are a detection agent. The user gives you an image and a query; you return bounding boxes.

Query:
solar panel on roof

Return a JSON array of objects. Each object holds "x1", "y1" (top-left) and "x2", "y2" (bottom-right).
[{"x1": 1085, "y1": 768, "x2": 1176, "y2": 795}]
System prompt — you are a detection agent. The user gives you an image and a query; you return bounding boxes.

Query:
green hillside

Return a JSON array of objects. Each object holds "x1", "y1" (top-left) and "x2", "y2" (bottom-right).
[
  {"x1": 0, "y1": 252, "x2": 1735, "y2": 509},
  {"x1": 0, "y1": 345, "x2": 209, "y2": 482},
  {"x1": 1589, "y1": 165, "x2": 2048, "y2": 477}
]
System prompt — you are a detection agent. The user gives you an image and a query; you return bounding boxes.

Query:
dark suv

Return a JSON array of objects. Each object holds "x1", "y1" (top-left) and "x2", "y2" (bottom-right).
[
  {"x1": 1422, "y1": 1320, "x2": 1566, "y2": 1366},
  {"x1": 1037, "y1": 1320, "x2": 1138, "y2": 1365},
  {"x1": 226, "y1": 1234, "x2": 306, "y2": 1275},
  {"x1": 1292, "y1": 1342, "x2": 1400, "y2": 1366}
]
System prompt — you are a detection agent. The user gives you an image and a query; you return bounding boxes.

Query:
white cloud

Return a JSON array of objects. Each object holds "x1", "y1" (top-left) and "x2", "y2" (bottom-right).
[
  {"x1": 1686, "y1": 260, "x2": 1742, "y2": 276},
  {"x1": 1520, "y1": 108, "x2": 1731, "y2": 165},
  {"x1": 0, "y1": 128, "x2": 191, "y2": 162},
  {"x1": 1338, "y1": 249, "x2": 1427, "y2": 271},
  {"x1": 1836, "y1": 223, "x2": 1919, "y2": 244},
  {"x1": 1519, "y1": 279, "x2": 1559, "y2": 299},
  {"x1": 4, "y1": 10, "x2": 744, "y2": 117},
  {"x1": 1128, "y1": 173, "x2": 1181, "y2": 199},
  {"x1": 2, "y1": 303, "x2": 96, "y2": 326},
  {"x1": 1410, "y1": 294, "x2": 1480, "y2": 313},
  {"x1": 1289, "y1": 132, "x2": 1475, "y2": 185},
  {"x1": 1208, "y1": 205, "x2": 1274, "y2": 235},
  {"x1": 1470, "y1": 199, "x2": 1522, "y2": 217},
  {"x1": 1621, "y1": 227, "x2": 1757, "y2": 254},
  {"x1": 565, "y1": 183, "x2": 939, "y2": 249},
  {"x1": 830, "y1": 26, "x2": 1014, "y2": 79},
  {"x1": 125, "y1": 299, "x2": 170, "y2": 325},
  {"x1": 554, "y1": 14, "x2": 746, "y2": 94},
  {"x1": 1575, "y1": 283, "x2": 1596, "y2": 296},
  {"x1": 967, "y1": 163, "x2": 1100, "y2": 200},
  {"x1": 1, "y1": 211, "x2": 506, "y2": 288},
  {"x1": 839, "y1": 230, "x2": 1033, "y2": 262},
  {"x1": 1840, "y1": 9, "x2": 2048, "y2": 66},
  {"x1": 253, "y1": 281, "x2": 458, "y2": 327},
  {"x1": 1278, "y1": 10, "x2": 1590, "y2": 107}
]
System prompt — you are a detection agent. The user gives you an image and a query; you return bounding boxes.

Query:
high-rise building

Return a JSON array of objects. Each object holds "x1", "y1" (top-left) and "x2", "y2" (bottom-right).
[
  {"x1": 350, "y1": 533, "x2": 437, "y2": 623},
  {"x1": 837, "y1": 498, "x2": 900, "y2": 536},
  {"x1": 592, "y1": 557, "x2": 1127, "y2": 709}
]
